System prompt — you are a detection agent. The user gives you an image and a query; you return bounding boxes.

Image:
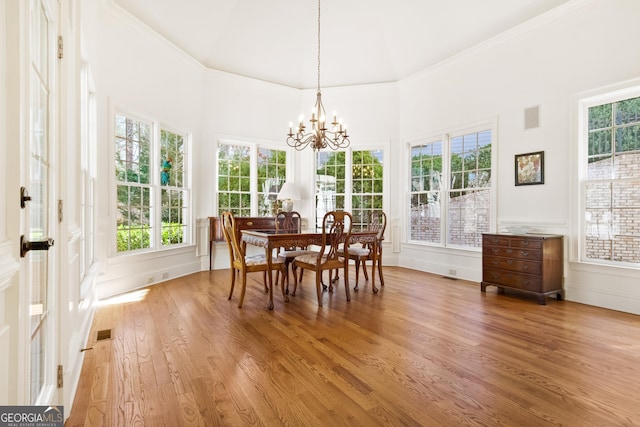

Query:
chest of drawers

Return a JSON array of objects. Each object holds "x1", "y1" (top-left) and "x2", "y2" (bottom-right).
[{"x1": 481, "y1": 233, "x2": 564, "y2": 304}]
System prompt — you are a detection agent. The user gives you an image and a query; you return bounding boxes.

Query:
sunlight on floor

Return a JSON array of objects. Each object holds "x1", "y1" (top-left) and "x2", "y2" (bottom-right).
[{"x1": 98, "y1": 289, "x2": 150, "y2": 306}]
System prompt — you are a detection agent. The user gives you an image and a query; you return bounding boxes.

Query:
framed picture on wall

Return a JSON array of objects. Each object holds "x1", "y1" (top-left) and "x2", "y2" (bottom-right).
[{"x1": 515, "y1": 151, "x2": 544, "y2": 186}]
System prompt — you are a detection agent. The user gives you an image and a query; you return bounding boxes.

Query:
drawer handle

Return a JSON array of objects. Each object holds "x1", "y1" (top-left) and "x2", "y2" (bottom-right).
[
  {"x1": 492, "y1": 248, "x2": 500, "y2": 253},
  {"x1": 491, "y1": 238, "x2": 499, "y2": 243},
  {"x1": 520, "y1": 251, "x2": 529, "y2": 256},
  {"x1": 492, "y1": 260, "x2": 499, "y2": 265},
  {"x1": 247, "y1": 221, "x2": 254, "y2": 226},
  {"x1": 506, "y1": 249, "x2": 513, "y2": 254},
  {"x1": 523, "y1": 265, "x2": 529, "y2": 270},
  {"x1": 506, "y1": 260, "x2": 513, "y2": 265},
  {"x1": 521, "y1": 241, "x2": 530, "y2": 246}
]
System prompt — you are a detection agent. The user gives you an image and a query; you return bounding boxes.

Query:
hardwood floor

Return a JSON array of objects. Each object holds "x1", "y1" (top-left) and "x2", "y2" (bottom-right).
[{"x1": 65, "y1": 267, "x2": 640, "y2": 426}]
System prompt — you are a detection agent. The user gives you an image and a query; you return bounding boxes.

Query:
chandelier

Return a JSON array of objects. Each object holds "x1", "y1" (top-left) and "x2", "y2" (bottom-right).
[{"x1": 286, "y1": 0, "x2": 350, "y2": 151}]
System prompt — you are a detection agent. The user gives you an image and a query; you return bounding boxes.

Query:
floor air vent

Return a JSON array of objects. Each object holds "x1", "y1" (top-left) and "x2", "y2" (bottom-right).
[{"x1": 96, "y1": 329, "x2": 112, "y2": 341}]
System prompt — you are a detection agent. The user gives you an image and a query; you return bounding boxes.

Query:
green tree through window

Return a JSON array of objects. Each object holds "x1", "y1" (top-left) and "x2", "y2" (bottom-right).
[
  {"x1": 115, "y1": 114, "x2": 191, "y2": 252},
  {"x1": 410, "y1": 128, "x2": 492, "y2": 248},
  {"x1": 316, "y1": 149, "x2": 384, "y2": 230},
  {"x1": 217, "y1": 142, "x2": 287, "y2": 216}
]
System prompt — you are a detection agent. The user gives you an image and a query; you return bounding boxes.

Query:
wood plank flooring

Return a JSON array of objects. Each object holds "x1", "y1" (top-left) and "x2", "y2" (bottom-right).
[{"x1": 65, "y1": 267, "x2": 640, "y2": 426}]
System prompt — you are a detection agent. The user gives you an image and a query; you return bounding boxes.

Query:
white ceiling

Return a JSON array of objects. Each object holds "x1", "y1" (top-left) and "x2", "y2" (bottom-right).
[{"x1": 113, "y1": 0, "x2": 570, "y2": 89}]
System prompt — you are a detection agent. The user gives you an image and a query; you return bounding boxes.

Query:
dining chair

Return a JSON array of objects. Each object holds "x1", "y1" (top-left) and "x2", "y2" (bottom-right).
[
  {"x1": 274, "y1": 211, "x2": 315, "y2": 294},
  {"x1": 338, "y1": 210, "x2": 386, "y2": 290},
  {"x1": 292, "y1": 211, "x2": 353, "y2": 307},
  {"x1": 221, "y1": 211, "x2": 286, "y2": 308}
]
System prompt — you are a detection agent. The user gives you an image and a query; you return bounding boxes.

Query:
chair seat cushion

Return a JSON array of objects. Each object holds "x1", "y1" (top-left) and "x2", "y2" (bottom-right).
[
  {"x1": 278, "y1": 249, "x2": 317, "y2": 258},
  {"x1": 244, "y1": 254, "x2": 283, "y2": 266},
  {"x1": 294, "y1": 253, "x2": 345, "y2": 264},
  {"x1": 347, "y1": 247, "x2": 370, "y2": 257}
]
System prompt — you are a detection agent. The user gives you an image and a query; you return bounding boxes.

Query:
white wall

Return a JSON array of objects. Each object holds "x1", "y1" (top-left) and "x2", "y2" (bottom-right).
[
  {"x1": 397, "y1": 0, "x2": 640, "y2": 313},
  {"x1": 93, "y1": 0, "x2": 402, "y2": 285},
  {"x1": 92, "y1": 0, "x2": 640, "y2": 314},
  {"x1": 93, "y1": 3, "x2": 207, "y2": 297}
]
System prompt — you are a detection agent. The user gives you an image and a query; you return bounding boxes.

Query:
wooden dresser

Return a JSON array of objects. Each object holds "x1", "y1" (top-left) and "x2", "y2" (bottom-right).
[{"x1": 481, "y1": 233, "x2": 564, "y2": 304}]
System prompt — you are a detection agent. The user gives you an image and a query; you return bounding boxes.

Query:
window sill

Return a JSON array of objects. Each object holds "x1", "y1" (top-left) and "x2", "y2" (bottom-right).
[
  {"x1": 569, "y1": 259, "x2": 640, "y2": 279},
  {"x1": 110, "y1": 244, "x2": 196, "y2": 264}
]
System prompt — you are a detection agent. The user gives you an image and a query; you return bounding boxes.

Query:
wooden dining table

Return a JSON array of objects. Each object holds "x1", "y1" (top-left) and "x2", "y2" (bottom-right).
[{"x1": 241, "y1": 229, "x2": 380, "y2": 309}]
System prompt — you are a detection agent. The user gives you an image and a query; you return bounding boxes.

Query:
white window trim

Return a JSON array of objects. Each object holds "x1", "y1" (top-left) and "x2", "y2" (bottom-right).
[
  {"x1": 572, "y1": 78, "x2": 640, "y2": 273},
  {"x1": 313, "y1": 141, "x2": 390, "y2": 228},
  {"x1": 215, "y1": 137, "x2": 291, "y2": 217},
  {"x1": 110, "y1": 103, "x2": 193, "y2": 256},
  {"x1": 405, "y1": 118, "x2": 498, "y2": 251}
]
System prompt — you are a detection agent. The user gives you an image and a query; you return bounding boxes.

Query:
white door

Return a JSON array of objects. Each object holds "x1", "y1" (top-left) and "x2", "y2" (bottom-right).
[{"x1": 21, "y1": 0, "x2": 59, "y2": 405}]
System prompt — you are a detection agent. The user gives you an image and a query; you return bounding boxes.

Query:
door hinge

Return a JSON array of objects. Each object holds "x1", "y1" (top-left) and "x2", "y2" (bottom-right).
[
  {"x1": 57, "y1": 365, "x2": 63, "y2": 388},
  {"x1": 58, "y1": 199, "x2": 63, "y2": 222},
  {"x1": 57, "y1": 35, "x2": 63, "y2": 59}
]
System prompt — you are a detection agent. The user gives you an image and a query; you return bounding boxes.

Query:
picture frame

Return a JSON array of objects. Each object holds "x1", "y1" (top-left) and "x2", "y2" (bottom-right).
[{"x1": 515, "y1": 151, "x2": 544, "y2": 186}]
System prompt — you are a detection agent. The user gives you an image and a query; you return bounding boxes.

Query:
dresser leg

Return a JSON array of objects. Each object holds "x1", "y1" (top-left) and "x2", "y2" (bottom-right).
[{"x1": 536, "y1": 294, "x2": 547, "y2": 305}]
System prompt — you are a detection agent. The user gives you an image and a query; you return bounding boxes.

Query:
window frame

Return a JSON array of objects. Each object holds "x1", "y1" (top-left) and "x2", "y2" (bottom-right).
[
  {"x1": 407, "y1": 120, "x2": 497, "y2": 251},
  {"x1": 576, "y1": 82, "x2": 640, "y2": 268},
  {"x1": 313, "y1": 145, "x2": 387, "y2": 231},
  {"x1": 79, "y1": 60, "x2": 97, "y2": 296},
  {"x1": 111, "y1": 107, "x2": 192, "y2": 255},
  {"x1": 215, "y1": 138, "x2": 290, "y2": 217}
]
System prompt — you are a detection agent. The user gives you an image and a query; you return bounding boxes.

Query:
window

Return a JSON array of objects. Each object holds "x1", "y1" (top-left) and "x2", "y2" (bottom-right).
[
  {"x1": 217, "y1": 141, "x2": 287, "y2": 216},
  {"x1": 352, "y1": 149, "x2": 384, "y2": 230},
  {"x1": 114, "y1": 112, "x2": 191, "y2": 253},
  {"x1": 409, "y1": 127, "x2": 492, "y2": 249},
  {"x1": 80, "y1": 62, "x2": 96, "y2": 281},
  {"x1": 580, "y1": 89, "x2": 640, "y2": 265},
  {"x1": 258, "y1": 148, "x2": 287, "y2": 216},
  {"x1": 159, "y1": 129, "x2": 188, "y2": 246},
  {"x1": 315, "y1": 148, "x2": 384, "y2": 230}
]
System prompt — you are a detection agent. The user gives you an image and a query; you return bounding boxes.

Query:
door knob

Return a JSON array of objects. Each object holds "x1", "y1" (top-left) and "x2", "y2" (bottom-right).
[
  {"x1": 20, "y1": 235, "x2": 54, "y2": 258},
  {"x1": 20, "y1": 187, "x2": 31, "y2": 208}
]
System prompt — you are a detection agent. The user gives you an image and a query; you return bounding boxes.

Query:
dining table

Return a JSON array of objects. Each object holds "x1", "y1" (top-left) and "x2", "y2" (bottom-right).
[{"x1": 241, "y1": 229, "x2": 380, "y2": 309}]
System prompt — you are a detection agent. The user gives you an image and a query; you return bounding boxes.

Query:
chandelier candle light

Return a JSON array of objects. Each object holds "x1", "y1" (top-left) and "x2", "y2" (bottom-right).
[{"x1": 286, "y1": 0, "x2": 350, "y2": 151}]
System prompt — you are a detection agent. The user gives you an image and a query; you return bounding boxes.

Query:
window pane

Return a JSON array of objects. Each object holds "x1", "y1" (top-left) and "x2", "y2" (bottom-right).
[
  {"x1": 583, "y1": 90, "x2": 640, "y2": 265},
  {"x1": 257, "y1": 147, "x2": 286, "y2": 216},
  {"x1": 587, "y1": 155, "x2": 613, "y2": 180},
  {"x1": 351, "y1": 150, "x2": 384, "y2": 230},
  {"x1": 589, "y1": 104, "x2": 612, "y2": 130},
  {"x1": 316, "y1": 151, "x2": 347, "y2": 228},
  {"x1": 447, "y1": 189, "x2": 490, "y2": 248},
  {"x1": 615, "y1": 125, "x2": 640, "y2": 154},
  {"x1": 115, "y1": 115, "x2": 153, "y2": 252},
  {"x1": 588, "y1": 130, "x2": 612, "y2": 156},
  {"x1": 217, "y1": 143, "x2": 251, "y2": 216},
  {"x1": 615, "y1": 97, "x2": 640, "y2": 126},
  {"x1": 410, "y1": 192, "x2": 440, "y2": 243},
  {"x1": 159, "y1": 129, "x2": 189, "y2": 246},
  {"x1": 409, "y1": 140, "x2": 445, "y2": 243}
]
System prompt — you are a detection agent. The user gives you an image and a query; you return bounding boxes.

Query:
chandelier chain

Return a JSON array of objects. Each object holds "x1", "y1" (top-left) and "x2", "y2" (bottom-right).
[
  {"x1": 317, "y1": 0, "x2": 321, "y2": 92},
  {"x1": 286, "y1": 0, "x2": 350, "y2": 151}
]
